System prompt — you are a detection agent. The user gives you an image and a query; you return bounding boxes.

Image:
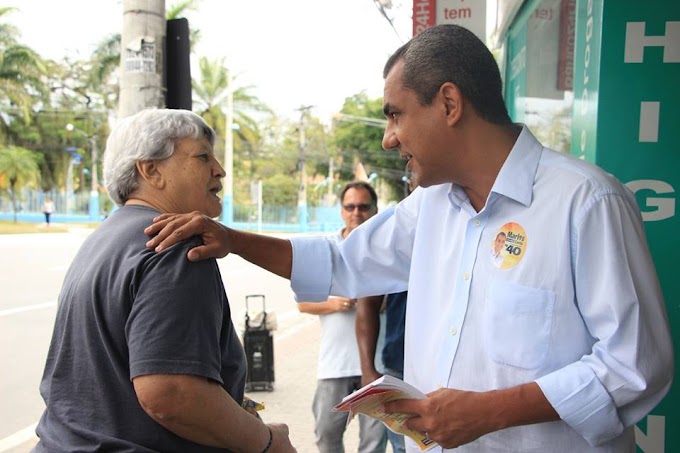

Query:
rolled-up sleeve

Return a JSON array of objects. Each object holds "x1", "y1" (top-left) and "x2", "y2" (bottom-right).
[
  {"x1": 537, "y1": 189, "x2": 674, "y2": 445},
  {"x1": 537, "y1": 362, "x2": 624, "y2": 445},
  {"x1": 290, "y1": 235, "x2": 333, "y2": 302}
]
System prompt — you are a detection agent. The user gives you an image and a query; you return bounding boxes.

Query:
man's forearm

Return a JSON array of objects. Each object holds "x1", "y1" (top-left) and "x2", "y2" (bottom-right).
[
  {"x1": 356, "y1": 296, "x2": 383, "y2": 376},
  {"x1": 488, "y1": 382, "x2": 560, "y2": 431},
  {"x1": 389, "y1": 381, "x2": 561, "y2": 448},
  {"x1": 134, "y1": 374, "x2": 270, "y2": 452},
  {"x1": 230, "y1": 228, "x2": 293, "y2": 279}
]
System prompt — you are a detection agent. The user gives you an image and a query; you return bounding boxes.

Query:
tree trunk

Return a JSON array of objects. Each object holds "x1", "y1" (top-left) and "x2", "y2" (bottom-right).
[{"x1": 9, "y1": 180, "x2": 17, "y2": 223}]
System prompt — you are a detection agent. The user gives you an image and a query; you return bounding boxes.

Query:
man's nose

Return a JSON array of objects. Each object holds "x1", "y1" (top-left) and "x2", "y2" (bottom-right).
[{"x1": 382, "y1": 128, "x2": 399, "y2": 151}]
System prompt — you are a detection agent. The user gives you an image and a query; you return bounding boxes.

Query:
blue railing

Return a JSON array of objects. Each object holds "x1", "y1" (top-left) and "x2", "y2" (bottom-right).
[{"x1": 0, "y1": 190, "x2": 344, "y2": 233}]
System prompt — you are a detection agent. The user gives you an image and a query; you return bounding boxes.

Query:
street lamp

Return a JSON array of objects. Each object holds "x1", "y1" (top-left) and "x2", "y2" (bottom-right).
[
  {"x1": 66, "y1": 123, "x2": 100, "y2": 221},
  {"x1": 64, "y1": 147, "x2": 79, "y2": 215}
]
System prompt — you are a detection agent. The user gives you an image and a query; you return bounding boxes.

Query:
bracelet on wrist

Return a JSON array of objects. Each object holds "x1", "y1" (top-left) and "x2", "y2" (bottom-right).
[{"x1": 260, "y1": 426, "x2": 273, "y2": 453}]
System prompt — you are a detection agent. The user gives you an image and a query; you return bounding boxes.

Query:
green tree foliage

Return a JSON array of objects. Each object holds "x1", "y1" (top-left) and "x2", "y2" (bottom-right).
[
  {"x1": 192, "y1": 56, "x2": 276, "y2": 202},
  {"x1": 166, "y1": 0, "x2": 202, "y2": 48},
  {"x1": 0, "y1": 2, "x2": 344, "y2": 216},
  {"x1": 333, "y1": 92, "x2": 407, "y2": 201},
  {"x1": 0, "y1": 145, "x2": 42, "y2": 221},
  {"x1": 0, "y1": 7, "x2": 48, "y2": 126},
  {"x1": 251, "y1": 112, "x2": 332, "y2": 208},
  {"x1": 0, "y1": 7, "x2": 78, "y2": 194}
]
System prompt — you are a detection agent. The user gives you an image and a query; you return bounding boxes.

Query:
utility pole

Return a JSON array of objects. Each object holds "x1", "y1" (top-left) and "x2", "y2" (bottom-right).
[
  {"x1": 119, "y1": 0, "x2": 166, "y2": 118},
  {"x1": 327, "y1": 157, "x2": 334, "y2": 205},
  {"x1": 66, "y1": 124, "x2": 99, "y2": 220},
  {"x1": 296, "y1": 105, "x2": 314, "y2": 229},
  {"x1": 221, "y1": 86, "x2": 234, "y2": 225},
  {"x1": 89, "y1": 136, "x2": 99, "y2": 220}
]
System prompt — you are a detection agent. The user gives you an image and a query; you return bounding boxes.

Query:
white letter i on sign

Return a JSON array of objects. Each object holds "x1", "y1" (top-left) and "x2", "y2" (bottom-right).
[{"x1": 639, "y1": 101, "x2": 660, "y2": 143}]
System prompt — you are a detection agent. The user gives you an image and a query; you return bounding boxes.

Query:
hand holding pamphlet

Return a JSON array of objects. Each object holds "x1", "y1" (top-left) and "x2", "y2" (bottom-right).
[{"x1": 332, "y1": 375, "x2": 438, "y2": 451}]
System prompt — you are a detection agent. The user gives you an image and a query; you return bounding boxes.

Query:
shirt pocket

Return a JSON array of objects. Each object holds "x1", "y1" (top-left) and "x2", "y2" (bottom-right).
[{"x1": 485, "y1": 280, "x2": 555, "y2": 370}]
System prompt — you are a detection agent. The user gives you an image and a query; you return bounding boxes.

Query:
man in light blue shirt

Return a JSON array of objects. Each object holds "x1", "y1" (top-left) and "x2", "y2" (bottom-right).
[{"x1": 146, "y1": 24, "x2": 674, "y2": 453}]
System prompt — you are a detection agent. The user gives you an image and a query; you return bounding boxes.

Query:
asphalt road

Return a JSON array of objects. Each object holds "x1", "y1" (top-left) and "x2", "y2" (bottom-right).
[{"x1": 0, "y1": 227, "x2": 309, "y2": 451}]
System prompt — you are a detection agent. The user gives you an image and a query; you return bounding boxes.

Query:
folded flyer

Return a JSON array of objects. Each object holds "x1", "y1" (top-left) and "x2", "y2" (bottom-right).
[{"x1": 332, "y1": 375, "x2": 438, "y2": 451}]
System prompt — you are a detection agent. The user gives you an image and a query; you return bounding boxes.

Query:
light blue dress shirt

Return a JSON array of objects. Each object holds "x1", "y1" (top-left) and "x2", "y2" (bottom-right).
[{"x1": 290, "y1": 127, "x2": 673, "y2": 452}]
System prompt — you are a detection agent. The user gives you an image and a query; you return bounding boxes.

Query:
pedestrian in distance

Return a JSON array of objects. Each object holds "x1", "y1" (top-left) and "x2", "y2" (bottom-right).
[
  {"x1": 42, "y1": 197, "x2": 54, "y2": 226},
  {"x1": 297, "y1": 180, "x2": 388, "y2": 453},
  {"x1": 145, "y1": 24, "x2": 673, "y2": 453},
  {"x1": 34, "y1": 108, "x2": 295, "y2": 453}
]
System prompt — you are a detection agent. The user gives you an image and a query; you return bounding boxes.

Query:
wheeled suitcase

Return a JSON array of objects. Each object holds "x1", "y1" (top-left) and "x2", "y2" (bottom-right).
[{"x1": 243, "y1": 294, "x2": 275, "y2": 392}]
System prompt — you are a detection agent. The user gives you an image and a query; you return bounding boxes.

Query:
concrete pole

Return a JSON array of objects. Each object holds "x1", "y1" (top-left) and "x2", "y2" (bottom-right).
[
  {"x1": 221, "y1": 87, "x2": 234, "y2": 225},
  {"x1": 119, "y1": 0, "x2": 166, "y2": 119},
  {"x1": 297, "y1": 107, "x2": 310, "y2": 229},
  {"x1": 89, "y1": 136, "x2": 99, "y2": 220},
  {"x1": 327, "y1": 158, "x2": 334, "y2": 205},
  {"x1": 66, "y1": 159, "x2": 74, "y2": 215}
]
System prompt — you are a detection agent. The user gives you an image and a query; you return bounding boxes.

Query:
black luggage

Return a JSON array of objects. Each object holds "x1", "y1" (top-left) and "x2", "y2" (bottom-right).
[{"x1": 243, "y1": 294, "x2": 275, "y2": 392}]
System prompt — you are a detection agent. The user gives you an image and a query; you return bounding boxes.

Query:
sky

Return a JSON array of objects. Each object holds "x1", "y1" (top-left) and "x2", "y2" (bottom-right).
[{"x1": 6, "y1": 0, "x2": 413, "y2": 122}]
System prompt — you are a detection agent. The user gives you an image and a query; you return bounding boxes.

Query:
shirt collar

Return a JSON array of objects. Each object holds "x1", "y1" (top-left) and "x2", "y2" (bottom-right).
[
  {"x1": 447, "y1": 125, "x2": 543, "y2": 210},
  {"x1": 492, "y1": 125, "x2": 542, "y2": 207}
]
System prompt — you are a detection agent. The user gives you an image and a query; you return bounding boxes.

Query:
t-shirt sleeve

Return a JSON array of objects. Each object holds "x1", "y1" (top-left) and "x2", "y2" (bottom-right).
[{"x1": 126, "y1": 238, "x2": 225, "y2": 384}]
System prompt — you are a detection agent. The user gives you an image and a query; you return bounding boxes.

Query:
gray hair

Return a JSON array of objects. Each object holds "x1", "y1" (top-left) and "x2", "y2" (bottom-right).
[{"x1": 103, "y1": 108, "x2": 216, "y2": 206}]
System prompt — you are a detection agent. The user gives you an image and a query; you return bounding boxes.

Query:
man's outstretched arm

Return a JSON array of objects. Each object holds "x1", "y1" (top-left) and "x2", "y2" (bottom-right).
[{"x1": 145, "y1": 211, "x2": 293, "y2": 279}]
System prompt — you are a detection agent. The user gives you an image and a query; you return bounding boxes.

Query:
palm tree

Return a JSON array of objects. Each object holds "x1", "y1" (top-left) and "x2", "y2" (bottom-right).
[
  {"x1": 0, "y1": 145, "x2": 42, "y2": 222},
  {"x1": 0, "y1": 7, "x2": 48, "y2": 125},
  {"x1": 192, "y1": 56, "x2": 272, "y2": 152}
]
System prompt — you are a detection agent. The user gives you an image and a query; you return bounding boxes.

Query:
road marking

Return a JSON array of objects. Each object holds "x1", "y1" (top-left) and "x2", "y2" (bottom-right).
[
  {"x1": 0, "y1": 301, "x2": 56, "y2": 317},
  {"x1": 0, "y1": 422, "x2": 38, "y2": 452},
  {"x1": 275, "y1": 315, "x2": 316, "y2": 341}
]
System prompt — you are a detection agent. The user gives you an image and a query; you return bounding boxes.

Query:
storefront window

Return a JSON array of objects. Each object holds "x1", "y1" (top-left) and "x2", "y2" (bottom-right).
[{"x1": 504, "y1": 0, "x2": 576, "y2": 153}]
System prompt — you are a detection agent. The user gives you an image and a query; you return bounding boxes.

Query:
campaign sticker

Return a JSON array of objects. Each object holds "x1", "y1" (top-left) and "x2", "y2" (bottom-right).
[{"x1": 490, "y1": 222, "x2": 527, "y2": 269}]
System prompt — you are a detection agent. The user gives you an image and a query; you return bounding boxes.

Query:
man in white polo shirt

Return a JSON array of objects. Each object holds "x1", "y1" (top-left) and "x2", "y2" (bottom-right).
[{"x1": 297, "y1": 181, "x2": 386, "y2": 453}]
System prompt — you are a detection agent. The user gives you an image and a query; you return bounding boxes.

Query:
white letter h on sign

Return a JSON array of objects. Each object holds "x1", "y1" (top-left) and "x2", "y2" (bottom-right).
[{"x1": 625, "y1": 22, "x2": 680, "y2": 63}]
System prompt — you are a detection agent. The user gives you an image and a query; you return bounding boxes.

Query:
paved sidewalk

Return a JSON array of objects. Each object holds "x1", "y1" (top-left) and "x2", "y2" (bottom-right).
[
  {"x1": 5, "y1": 317, "x2": 387, "y2": 453},
  {"x1": 246, "y1": 318, "x2": 365, "y2": 452}
]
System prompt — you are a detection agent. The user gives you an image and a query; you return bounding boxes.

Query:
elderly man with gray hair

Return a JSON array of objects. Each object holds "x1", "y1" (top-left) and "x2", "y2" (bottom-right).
[{"x1": 34, "y1": 108, "x2": 296, "y2": 453}]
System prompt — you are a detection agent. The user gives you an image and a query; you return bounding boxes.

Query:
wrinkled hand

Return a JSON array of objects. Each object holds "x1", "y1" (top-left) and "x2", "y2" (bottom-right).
[
  {"x1": 383, "y1": 388, "x2": 498, "y2": 449},
  {"x1": 144, "y1": 211, "x2": 229, "y2": 261},
  {"x1": 329, "y1": 297, "x2": 355, "y2": 313},
  {"x1": 268, "y1": 423, "x2": 297, "y2": 453}
]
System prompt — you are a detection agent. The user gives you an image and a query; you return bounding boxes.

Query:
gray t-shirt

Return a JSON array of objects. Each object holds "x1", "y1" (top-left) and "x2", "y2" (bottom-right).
[{"x1": 34, "y1": 205, "x2": 246, "y2": 452}]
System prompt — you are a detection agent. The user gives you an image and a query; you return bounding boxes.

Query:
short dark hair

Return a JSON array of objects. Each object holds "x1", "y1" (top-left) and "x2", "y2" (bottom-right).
[
  {"x1": 340, "y1": 181, "x2": 378, "y2": 205},
  {"x1": 383, "y1": 24, "x2": 511, "y2": 125}
]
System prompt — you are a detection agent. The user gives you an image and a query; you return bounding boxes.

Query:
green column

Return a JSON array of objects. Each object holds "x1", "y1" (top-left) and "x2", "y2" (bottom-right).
[
  {"x1": 572, "y1": 0, "x2": 679, "y2": 451},
  {"x1": 505, "y1": 19, "x2": 528, "y2": 123}
]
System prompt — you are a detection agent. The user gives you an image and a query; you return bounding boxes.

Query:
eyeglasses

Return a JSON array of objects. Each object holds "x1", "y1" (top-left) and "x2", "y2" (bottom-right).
[{"x1": 342, "y1": 203, "x2": 374, "y2": 213}]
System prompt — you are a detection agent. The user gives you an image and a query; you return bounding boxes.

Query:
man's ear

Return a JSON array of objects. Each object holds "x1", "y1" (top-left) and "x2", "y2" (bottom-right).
[
  {"x1": 136, "y1": 160, "x2": 165, "y2": 189},
  {"x1": 440, "y1": 82, "x2": 463, "y2": 126}
]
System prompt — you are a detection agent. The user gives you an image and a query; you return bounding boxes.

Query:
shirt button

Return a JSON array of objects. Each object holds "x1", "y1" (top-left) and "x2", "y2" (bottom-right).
[
  {"x1": 437, "y1": 383, "x2": 444, "y2": 389},
  {"x1": 474, "y1": 220, "x2": 481, "y2": 227},
  {"x1": 463, "y1": 272, "x2": 470, "y2": 280},
  {"x1": 450, "y1": 327, "x2": 458, "y2": 335}
]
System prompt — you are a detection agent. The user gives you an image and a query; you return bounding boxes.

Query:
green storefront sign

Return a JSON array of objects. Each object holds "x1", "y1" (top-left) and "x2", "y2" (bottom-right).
[
  {"x1": 505, "y1": 0, "x2": 678, "y2": 451},
  {"x1": 572, "y1": 1, "x2": 679, "y2": 449}
]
